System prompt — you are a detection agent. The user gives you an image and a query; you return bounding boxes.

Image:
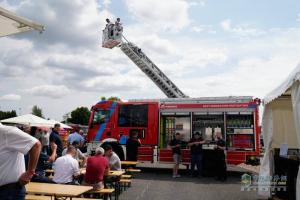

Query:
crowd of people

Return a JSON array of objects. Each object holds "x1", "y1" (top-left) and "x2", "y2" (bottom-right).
[
  {"x1": 0, "y1": 123, "x2": 131, "y2": 200},
  {"x1": 0, "y1": 120, "x2": 226, "y2": 200}
]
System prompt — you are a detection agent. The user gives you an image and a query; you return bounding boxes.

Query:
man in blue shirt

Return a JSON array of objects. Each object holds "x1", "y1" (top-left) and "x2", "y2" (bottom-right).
[{"x1": 68, "y1": 129, "x2": 84, "y2": 146}]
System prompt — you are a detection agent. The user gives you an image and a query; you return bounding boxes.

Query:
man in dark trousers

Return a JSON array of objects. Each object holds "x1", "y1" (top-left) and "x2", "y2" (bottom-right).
[
  {"x1": 214, "y1": 132, "x2": 227, "y2": 181},
  {"x1": 188, "y1": 132, "x2": 206, "y2": 177},
  {"x1": 50, "y1": 123, "x2": 63, "y2": 157},
  {"x1": 126, "y1": 131, "x2": 141, "y2": 161},
  {"x1": 169, "y1": 132, "x2": 182, "y2": 178}
]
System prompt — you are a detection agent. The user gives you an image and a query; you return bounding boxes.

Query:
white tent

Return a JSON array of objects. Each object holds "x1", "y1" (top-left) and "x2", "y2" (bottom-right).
[
  {"x1": 259, "y1": 63, "x2": 300, "y2": 199},
  {"x1": 0, "y1": 114, "x2": 53, "y2": 127},
  {"x1": 0, "y1": 6, "x2": 44, "y2": 37},
  {"x1": 48, "y1": 119, "x2": 72, "y2": 129}
]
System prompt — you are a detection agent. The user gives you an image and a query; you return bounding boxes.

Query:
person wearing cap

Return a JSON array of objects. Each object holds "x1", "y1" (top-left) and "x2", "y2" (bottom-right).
[
  {"x1": 188, "y1": 132, "x2": 206, "y2": 177},
  {"x1": 84, "y1": 147, "x2": 109, "y2": 190}
]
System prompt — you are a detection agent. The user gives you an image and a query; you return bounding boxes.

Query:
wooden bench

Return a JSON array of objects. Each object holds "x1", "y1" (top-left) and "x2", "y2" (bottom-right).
[
  {"x1": 119, "y1": 179, "x2": 132, "y2": 191},
  {"x1": 126, "y1": 169, "x2": 141, "y2": 173},
  {"x1": 87, "y1": 188, "x2": 115, "y2": 200},
  {"x1": 25, "y1": 195, "x2": 51, "y2": 200},
  {"x1": 121, "y1": 175, "x2": 132, "y2": 179},
  {"x1": 73, "y1": 198, "x2": 103, "y2": 200},
  {"x1": 26, "y1": 195, "x2": 102, "y2": 200}
]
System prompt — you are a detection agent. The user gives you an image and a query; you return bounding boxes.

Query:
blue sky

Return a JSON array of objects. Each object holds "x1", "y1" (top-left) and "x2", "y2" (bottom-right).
[{"x1": 0, "y1": 0, "x2": 300, "y2": 120}]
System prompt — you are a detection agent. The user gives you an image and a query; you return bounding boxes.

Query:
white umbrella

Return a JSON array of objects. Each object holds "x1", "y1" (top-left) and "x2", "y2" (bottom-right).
[
  {"x1": 0, "y1": 114, "x2": 53, "y2": 127},
  {"x1": 48, "y1": 119, "x2": 72, "y2": 129}
]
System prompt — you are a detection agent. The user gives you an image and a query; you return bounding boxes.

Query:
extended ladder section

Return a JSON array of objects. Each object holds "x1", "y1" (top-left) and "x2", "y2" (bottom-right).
[
  {"x1": 102, "y1": 19, "x2": 188, "y2": 98},
  {"x1": 120, "y1": 42, "x2": 188, "y2": 98}
]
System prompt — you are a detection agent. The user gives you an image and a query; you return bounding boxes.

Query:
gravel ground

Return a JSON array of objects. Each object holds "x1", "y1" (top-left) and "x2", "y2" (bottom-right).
[{"x1": 118, "y1": 169, "x2": 264, "y2": 200}]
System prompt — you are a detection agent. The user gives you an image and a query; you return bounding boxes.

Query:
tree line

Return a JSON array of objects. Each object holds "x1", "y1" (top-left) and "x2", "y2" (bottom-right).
[{"x1": 1, "y1": 96, "x2": 120, "y2": 125}]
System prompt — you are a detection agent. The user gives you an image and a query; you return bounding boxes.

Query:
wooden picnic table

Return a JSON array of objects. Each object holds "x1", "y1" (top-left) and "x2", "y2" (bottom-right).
[
  {"x1": 121, "y1": 161, "x2": 138, "y2": 166},
  {"x1": 25, "y1": 182, "x2": 92, "y2": 200},
  {"x1": 108, "y1": 170, "x2": 125, "y2": 176},
  {"x1": 79, "y1": 168, "x2": 124, "y2": 177},
  {"x1": 45, "y1": 169, "x2": 54, "y2": 174}
]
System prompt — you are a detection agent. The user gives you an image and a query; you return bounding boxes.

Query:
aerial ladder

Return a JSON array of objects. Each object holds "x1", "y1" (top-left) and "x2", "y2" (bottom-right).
[{"x1": 102, "y1": 19, "x2": 188, "y2": 98}]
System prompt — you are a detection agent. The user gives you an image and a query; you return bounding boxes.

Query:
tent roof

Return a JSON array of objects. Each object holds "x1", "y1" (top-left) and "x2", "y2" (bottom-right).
[
  {"x1": 0, "y1": 6, "x2": 44, "y2": 37},
  {"x1": 0, "y1": 114, "x2": 53, "y2": 127},
  {"x1": 48, "y1": 119, "x2": 72, "y2": 129},
  {"x1": 264, "y1": 63, "x2": 300, "y2": 105}
]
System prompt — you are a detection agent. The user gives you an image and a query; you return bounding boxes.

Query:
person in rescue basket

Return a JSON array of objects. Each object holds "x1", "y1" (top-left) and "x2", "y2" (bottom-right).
[
  {"x1": 168, "y1": 132, "x2": 182, "y2": 178},
  {"x1": 188, "y1": 132, "x2": 206, "y2": 178},
  {"x1": 214, "y1": 132, "x2": 227, "y2": 181}
]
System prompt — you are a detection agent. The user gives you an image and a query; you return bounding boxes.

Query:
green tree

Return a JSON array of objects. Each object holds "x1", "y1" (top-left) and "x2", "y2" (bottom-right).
[
  {"x1": 108, "y1": 96, "x2": 121, "y2": 101},
  {"x1": 100, "y1": 96, "x2": 121, "y2": 101},
  {"x1": 68, "y1": 107, "x2": 91, "y2": 125},
  {"x1": 31, "y1": 105, "x2": 43, "y2": 118},
  {"x1": 0, "y1": 110, "x2": 17, "y2": 120},
  {"x1": 101, "y1": 96, "x2": 106, "y2": 101}
]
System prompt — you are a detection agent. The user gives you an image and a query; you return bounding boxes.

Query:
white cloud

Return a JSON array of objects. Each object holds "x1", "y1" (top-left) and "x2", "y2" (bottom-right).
[
  {"x1": 220, "y1": 19, "x2": 231, "y2": 31},
  {"x1": 191, "y1": 25, "x2": 216, "y2": 34},
  {"x1": 220, "y1": 19, "x2": 265, "y2": 37},
  {"x1": 28, "y1": 85, "x2": 71, "y2": 99},
  {"x1": 297, "y1": 13, "x2": 300, "y2": 22},
  {"x1": 82, "y1": 74, "x2": 142, "y2": 91},
  {"x1": 124, "y1": 0, "x2": 190, "y2": 31},
  {"x1": 0, "y1": 94, "x2": 21, "y2": 101},
  {"x1": 102, "y1": 0, "x2": 112, "y2": 7},
  {"x1": 189, "y1": 1, "x2": 205, "y2": 7}
]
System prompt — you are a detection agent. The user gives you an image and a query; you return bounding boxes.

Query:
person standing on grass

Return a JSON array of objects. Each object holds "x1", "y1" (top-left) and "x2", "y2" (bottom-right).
[
  {"x1": 168, "y1": 132, "x2": 182, "y2": 178},
  {"x1": 188, "y1": 132, "x2": 206, "y2": 178},
  {"x1": 0, "y1": 125, "x2": 41, "y2": 200}
]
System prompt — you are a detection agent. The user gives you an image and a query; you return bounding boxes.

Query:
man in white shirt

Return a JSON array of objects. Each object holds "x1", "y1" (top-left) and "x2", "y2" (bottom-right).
[
  {"x1": 0, "y1": 125, "x2": 41, "y2": 200},
  {"x1": 104, "y1": 145, "x2": 122, "y2": 171},
  {"x1": 53, "y1": 145, "x2": 81, "y2": 184}
]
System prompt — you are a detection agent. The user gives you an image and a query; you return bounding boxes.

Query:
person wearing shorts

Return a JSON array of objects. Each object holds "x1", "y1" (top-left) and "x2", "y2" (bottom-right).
[{"x1": 168, "y1": 133, "x2": 182, "y2": 178}]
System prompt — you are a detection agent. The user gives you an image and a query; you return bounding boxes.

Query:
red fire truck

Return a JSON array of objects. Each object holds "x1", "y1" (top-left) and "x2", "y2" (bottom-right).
[
  {"x1": 87, "y1": 97, "x2": 261, "y2": 165},
  {"x1": 86, "y1": 19, "x2": 261, "y2": 166}
]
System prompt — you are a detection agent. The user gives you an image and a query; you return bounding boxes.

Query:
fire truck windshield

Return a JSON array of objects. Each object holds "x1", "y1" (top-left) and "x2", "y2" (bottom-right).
[{"x1": 92, "y1": 109, "x2": 110, "y2": 125}]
